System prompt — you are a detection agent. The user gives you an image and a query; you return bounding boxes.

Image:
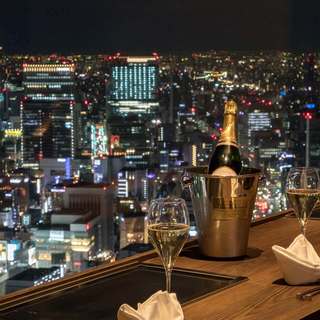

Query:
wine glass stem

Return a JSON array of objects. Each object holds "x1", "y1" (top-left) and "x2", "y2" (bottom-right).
[
  {"x1": 165, "y1": 269, "x2": 172, "y2": 293},
  {"x1": 301, "y1": 223, "x2": 306, "y2": 238}
]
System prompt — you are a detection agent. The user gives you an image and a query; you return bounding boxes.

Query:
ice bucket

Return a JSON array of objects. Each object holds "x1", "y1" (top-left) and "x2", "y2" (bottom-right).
[{"x1": 182, "y1": 166, "x2": 261, "y2": 258}]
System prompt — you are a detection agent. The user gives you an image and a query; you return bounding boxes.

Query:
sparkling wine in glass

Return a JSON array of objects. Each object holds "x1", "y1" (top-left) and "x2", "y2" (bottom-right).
[
  {"x1": 147, "y1": 197, "x2": 190, "y2": 293},
  {"x1": 286, "y1": 167, "x2": 320, "y2": 237}
]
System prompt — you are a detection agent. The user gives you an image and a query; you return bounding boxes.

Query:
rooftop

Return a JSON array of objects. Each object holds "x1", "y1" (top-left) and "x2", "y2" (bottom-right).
[
  {"x1": 64, "y1": 182, "x2": 112, "y2": 190},
  {"x1": 50, "y1": 208, "x2": 90, "y2": 216},
  {"x1": 8, "y1": 267, "x2": 60, "y2": 281}
]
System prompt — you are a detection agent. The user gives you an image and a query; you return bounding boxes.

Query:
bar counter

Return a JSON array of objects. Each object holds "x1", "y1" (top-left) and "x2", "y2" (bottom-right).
[
  {"x1": 161, "y1": 213, "x2": 320, "y2": 320},
  {"x1": 1, "y1": 211, "x2": 320, "y2": 319}
]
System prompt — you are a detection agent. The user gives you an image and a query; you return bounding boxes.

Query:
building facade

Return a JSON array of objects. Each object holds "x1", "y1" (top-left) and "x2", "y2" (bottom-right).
[{"x1": 21, "y1": 62, "x2": 78, "y2": 167}]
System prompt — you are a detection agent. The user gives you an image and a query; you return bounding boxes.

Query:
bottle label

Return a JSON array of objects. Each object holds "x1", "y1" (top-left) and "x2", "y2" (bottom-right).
[{"x1": 211, "y1": 166, "x2": 237, "y2": 176}]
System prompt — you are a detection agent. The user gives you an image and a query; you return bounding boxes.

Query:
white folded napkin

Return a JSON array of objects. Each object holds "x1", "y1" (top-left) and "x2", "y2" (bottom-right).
[
  {"x1": 117, "y1": 290, "x2": 184, "y2": 320},
  {"x1": 272, "y1": 234, "x2": 320, "y2": 285}
]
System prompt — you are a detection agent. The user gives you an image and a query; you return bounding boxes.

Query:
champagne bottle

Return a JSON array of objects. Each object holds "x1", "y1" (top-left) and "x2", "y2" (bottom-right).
[{"x1": 208, "y1": 100, "x2": 242, "y2": 175}]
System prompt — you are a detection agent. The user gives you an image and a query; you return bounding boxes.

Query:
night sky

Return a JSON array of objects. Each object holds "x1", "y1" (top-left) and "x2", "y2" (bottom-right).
[{"x1": 1, "y1": 0, "x2": 320, "y2": 54}]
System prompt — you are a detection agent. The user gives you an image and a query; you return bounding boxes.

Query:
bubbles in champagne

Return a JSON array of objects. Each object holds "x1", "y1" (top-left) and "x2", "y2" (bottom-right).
[
  {"x1": 287, "y1": 189, "x2": 320, "y2": 225},
  {"x1": 148, "y1": 223, "x2": 189, "y2": 271}
]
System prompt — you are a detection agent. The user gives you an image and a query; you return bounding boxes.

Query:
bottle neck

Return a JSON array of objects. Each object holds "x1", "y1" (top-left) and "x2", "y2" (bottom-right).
[{"x1": 217, "y1": 113, "x2": 238, "y2": 147}]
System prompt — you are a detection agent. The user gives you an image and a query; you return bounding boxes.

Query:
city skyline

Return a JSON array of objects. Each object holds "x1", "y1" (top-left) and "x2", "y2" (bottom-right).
[
  {"x1": 0, "y1": 50, "x2": 319, "y2": 295},
  {"x1": 0, "y1": 2, "x2": 319, "y2": 315}
]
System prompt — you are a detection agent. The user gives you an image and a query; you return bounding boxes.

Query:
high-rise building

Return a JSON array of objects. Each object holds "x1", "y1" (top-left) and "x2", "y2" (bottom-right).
[
  {"x1": 116, "y1": 167, "x2": 156, "y2": 201},
  {"x1": 106, "y1": 56, "x2": 160, "y2": 169},
  {"x1": 21, "y1": 62, "x2": 78, "y2": 167},
  {"x1": 91, "y1": 123, "x2": 107, "y2": 158},
  {"x1": 248, "y1": 111, "x2": 272, "y2": 147},
  {"x1": 0, "y1": 173, "x2": 30, "y2": 228},
  {"x1": 63, "y1": 184, "x2": 115, "y2": 250},
  {"x1": 108, "y1": 55, "x2": 159, "y2": 115}
]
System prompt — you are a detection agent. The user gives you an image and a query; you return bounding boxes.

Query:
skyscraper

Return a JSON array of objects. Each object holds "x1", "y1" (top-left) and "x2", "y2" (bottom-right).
[
  {"x1": 106, "y1": 55, "x2": 160, "y2": 168},
  {"x1": 63, "y1": 183, "x2": 115, "y2": 250},
  {"x1": 21, "y1": 62, "x2": 78, "y2": 167},
  {"x1": 108, "y1": 55, "x2": 159, "y2": 115}
]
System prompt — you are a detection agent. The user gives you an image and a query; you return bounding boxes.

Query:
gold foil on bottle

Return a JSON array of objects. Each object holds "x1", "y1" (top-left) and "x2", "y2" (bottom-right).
[
  {"x1": 217, "y1": 100, "x2": 238, "y2": 147},
  {"x1": 224, "y1": 100, "x2": 237, "y2": 115}
]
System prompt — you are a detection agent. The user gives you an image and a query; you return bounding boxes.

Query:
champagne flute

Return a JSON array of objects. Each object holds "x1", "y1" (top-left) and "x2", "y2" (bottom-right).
[
  {"x1": 286, "y1": 167, "x2": 320, "y2": 238},
  {"x1": 147, "y1": 197, "x2": 190, "y2": 293}
]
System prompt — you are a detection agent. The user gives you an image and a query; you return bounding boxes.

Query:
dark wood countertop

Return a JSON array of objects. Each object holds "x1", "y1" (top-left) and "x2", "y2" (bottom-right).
[
  {"x1": 146, "y1": 215, "x2": 320, "y2": 320},
  {"x1": 1, "y1": 213, "x2": 320, "y2": 320}
]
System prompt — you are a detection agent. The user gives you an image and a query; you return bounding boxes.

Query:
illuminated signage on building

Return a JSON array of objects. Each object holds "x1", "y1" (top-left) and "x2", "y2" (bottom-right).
[
  {"x1": 7, "y1": 243, "x2": 18, "y2": 262},
  {"x1": 91, "y1": 124, "x2": 107, "y2": 157},
  {"x1": 9, "y1": 178, "x2": 23, "y2": 184},
  {"x1": 110, "y1": 135, "x2": 120, "y2": 152},
  {"x1": 49, "y1": 230, "x2": 64, "y2": 241},
  {"x1": 4, "y1": 129, "x2": 22, "y2": 138},
  {"x1": 28, "y1": 247, "x2": 36, "y2": 266},
  {"x1": 0, "y1": 242, "x2": 6, "y2": 262}
]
